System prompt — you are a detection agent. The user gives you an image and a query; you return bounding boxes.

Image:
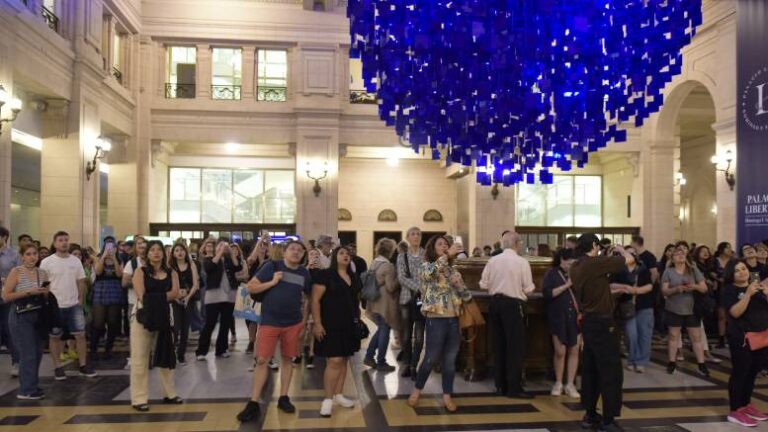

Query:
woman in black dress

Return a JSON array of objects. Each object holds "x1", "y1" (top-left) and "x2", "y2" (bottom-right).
[
  {"x1": 311, "y1": 246, "x2": 361, "y2": 418},
  {"x1": 542, "y1": 248, "x2": 581, "y2": 398}
]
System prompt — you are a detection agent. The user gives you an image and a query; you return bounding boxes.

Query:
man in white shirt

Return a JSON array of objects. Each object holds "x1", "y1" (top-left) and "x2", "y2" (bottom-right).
[
  {"x1": 121, "y1": 235, "x2": 148, "y2": 309},
  {"x1": 479, "y1": 231, "x2": 535, "y2": 399},
  {"x1": 40, "y1": 231, "x2": 97, "y2": 380},
  {"x1": 315, "y1": 235, "x2": 333, "y2": 270}
]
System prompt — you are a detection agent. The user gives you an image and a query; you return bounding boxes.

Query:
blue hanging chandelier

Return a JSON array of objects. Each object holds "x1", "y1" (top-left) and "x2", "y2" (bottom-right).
[{"x1": 347, "y1": 0, "x2": 702, "y2": 185}]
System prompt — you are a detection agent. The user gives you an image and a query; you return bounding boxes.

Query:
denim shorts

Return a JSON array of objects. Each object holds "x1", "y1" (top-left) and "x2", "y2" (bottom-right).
[{"x1": 50, "y1": 305, "x2": 86, "y2": 336}]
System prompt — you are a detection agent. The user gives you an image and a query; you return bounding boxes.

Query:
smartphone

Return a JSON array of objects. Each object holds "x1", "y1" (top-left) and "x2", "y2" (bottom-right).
[
  {"x1": 750, "y1": 273, "x2": 760, "y2": 284},
  {"x1": 105, "y1": 242, "x2": 115, "y2": 253}
]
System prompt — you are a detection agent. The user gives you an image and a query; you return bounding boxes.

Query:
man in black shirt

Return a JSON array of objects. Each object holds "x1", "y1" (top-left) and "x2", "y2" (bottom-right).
[
  {"x1": 570, "y1": 233, "x2": 632, "y2": 432},
  {"x1": 631, "y1": 235, "x2": 658, "y2": 283}
]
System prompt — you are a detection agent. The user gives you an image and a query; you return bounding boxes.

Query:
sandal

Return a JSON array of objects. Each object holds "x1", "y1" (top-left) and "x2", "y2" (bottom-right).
[
  {"x1": 443, "y1": 397, "x2": 457, "y2": 413},
  {"x1": 407, "y1": 393, "x2": 419, "y2": 407}
]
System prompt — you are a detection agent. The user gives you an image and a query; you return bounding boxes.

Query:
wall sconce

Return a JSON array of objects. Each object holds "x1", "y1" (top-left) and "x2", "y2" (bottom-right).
[
  {"x1": 0, "y1": 85, "x2": 23, "y2": 135},
  {"x1": 85, "y1": 137, "x2": 112, "y2": 180},
  {"x1": 491, "y1": 183, "x2": 500, "y2": 200},
  {"x1": 674, "y1": 171, "x2": 687, "y2": 186},
  {"x1": 305, "y1": 161, "x2": 328, "y2": 197},
  {"x1": 710, "y1": 150, "x2": 735, "y2": 191}
]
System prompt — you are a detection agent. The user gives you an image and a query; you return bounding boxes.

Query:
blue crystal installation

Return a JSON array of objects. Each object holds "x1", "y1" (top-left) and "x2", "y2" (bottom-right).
[{"x1": 348, "y1": 0, "x2": 702, "y2": 185}]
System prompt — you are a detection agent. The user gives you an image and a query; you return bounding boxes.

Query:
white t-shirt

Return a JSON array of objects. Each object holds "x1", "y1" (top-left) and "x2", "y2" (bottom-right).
[
  {"x1": 123, "y1": 257, "x2": 145, "y2": 305},
  {"x1": 40, "y1": 254, "x2": 86, "y2": 308}
]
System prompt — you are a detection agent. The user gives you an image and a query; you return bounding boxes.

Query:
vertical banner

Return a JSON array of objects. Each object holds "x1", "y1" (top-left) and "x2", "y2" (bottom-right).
[{"x1": 737, "y1": 0, "x2": 768, "y2": 246}]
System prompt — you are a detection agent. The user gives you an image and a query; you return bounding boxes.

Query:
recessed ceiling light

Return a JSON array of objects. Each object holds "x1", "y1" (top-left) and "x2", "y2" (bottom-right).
[
  {"x1": 225, "y1": 142, "x2": 240, "y2": 153},
  {"x1": 386, "y1": 156, "x2": 399, "y2": 167}
]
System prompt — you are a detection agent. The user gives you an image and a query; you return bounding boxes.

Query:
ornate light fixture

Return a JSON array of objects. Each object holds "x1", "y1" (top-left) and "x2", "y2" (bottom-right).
[
  {"x1": 0, "y1": 85, "x2": 23, "y2": 135},
  {"x1": 711, "y1": 150, "x2": 735, "y2": 191},
  {"x1": 85, "y1": 137, "x2": 112, "y2": 181},
  {"x1": 348, "y1": 0, "x2": 702, "y2": 185},
  {"x1": 305, "y1": 161, "x2": 328, "y2": 197}
]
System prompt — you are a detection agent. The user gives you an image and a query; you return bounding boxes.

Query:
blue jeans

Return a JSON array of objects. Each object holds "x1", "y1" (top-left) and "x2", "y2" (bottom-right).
[
  {"x1": 189, "y1": 299, "x2": 204, "y2": 332},
  {"x1": 1, "y1": 303, "x2": 18, "y2": 364},
  {"x1": 415, "y1": 317, "x2": 460, "y2": 394},
  {"x1": 9, "y1": 309, "x2": 45, "y2": 396},
  {"x1": 624, "y1": 308, "x2": 654, "y2": 367},
  {"x1": 365, "y1": 313, "x2": 391, "y2": 366}
]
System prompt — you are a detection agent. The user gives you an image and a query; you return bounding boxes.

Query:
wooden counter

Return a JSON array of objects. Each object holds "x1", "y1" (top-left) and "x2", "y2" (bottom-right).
[{"x1": 454, "y1": 256, "x2": 554, "y2": 381}]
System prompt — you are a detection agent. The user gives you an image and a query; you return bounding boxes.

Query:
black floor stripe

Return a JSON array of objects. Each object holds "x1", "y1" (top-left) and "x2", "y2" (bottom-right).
[
  {"x1": 64, "y1": 412, "x2": 207, "y2": 424},
  {"x1": 0, "y1": 415, "x2": 38, "y2": 425},
  {"x1": 413, "y1": 403, "x2": 537, "y2": 415},
  {"x1": 624, "y1": 397, "x2": 729, "y2": 409}
]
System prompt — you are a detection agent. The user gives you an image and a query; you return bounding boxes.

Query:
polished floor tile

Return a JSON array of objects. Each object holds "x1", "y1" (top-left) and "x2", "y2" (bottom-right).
[{"x1": 0, "y1": 322, "x2": 762, "y2": 432}]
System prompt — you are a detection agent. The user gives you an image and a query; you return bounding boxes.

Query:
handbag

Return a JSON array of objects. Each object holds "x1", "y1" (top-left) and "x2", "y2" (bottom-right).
[
  {"x1": 745, "y1": 330, "x2": 768, "y2": 351},
  {"x1": 353, "y1": 318, "x2": 369, "y2": 340},
  {"x1": 14, "y1": 269, "x2": 45, "y2": 314},
  {"x1": 459, "y1": 300, "x2": 485, "y2": 343}
]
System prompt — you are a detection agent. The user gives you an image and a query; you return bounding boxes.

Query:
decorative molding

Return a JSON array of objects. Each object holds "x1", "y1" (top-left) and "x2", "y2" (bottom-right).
[
  {"x1": 338, "y1": 208, "x2": 352, "y2": 221},
  {"x1": 625, "y1": 152, "x2": 640, "y2": 177},
  {"x1": 423, "y1": 209, "x2": 443, "y2": 222},
  {"x1": 378, "y1": 209, "x2": 397, "y2": 222}
]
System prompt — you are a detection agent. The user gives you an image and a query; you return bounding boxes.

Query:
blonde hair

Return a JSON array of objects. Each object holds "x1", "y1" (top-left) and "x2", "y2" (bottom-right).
[{"x1": 375, "y1": 238, "x2": 397, "y2": 259}]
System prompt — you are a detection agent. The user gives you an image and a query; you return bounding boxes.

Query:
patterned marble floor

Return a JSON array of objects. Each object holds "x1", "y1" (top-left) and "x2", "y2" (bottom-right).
[{"x1": 0, "y1": 320, "x2": 766, "y2": 432}]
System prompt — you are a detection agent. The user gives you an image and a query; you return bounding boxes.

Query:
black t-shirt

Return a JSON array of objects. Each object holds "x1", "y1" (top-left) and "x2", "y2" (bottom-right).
[
  {"x1": 613, "y1": 265, "x2": 655, "y2": 310},
  {"x1": 638, "y1": 251, "x2": 657, "y2": 274},
  {"x1": 723, "y1": 283, "x2": 768, "y2": 339}
]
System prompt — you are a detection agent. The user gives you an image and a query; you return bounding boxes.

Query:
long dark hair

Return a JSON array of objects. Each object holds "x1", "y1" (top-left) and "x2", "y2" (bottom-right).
[
  {"x1": 715, "y1": 242, "x2": 731, "y2": 258},
  {"x1": 329, "y1": 246, "x2": 354, "y2": 275},
  {"x1": 722, "y1": 259, "x2": 747, "y2": 286},
  {"x1": 424, "y1": 235, "x2": 451, "y2": 264},
  {"x1": 659, "y1": 243, "x2": 675, "y2": 268},
  {"x1": 144, "y1": 240, "x2": 170, "y2": 277},
  {"x1": 170, "y1": 243, "x2": 191, "y2": 273}
]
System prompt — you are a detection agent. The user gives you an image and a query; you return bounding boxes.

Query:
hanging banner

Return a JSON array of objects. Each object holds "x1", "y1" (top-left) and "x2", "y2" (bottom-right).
[{"x1": 737, "y1": 0, "x2": 768, "y2": 246}]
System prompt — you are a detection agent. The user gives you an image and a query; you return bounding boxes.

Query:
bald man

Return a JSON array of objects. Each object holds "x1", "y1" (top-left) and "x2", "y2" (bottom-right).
[{"x1": 479, "y1": 231, "x2": 536, "y2": 399}]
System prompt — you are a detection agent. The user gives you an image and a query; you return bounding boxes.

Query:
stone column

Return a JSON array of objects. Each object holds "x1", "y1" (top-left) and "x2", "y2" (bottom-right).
[
  {"x1": 106, "y1": 137, "x2": 139, "y2": 239},
  {"x1": 712, "y1": 119, "x2": 737, "y2": 245},
  {"x1": 641, "y1": 142, "x2": 676, "y2": 253},
  {"x1": 242, "y1": 45, "x2": 256, "y2": 99},
  {"x1": 40, "y1": 97, "x2": 101, "y2": 246},
  {"x1": 196, "y1": 44, "x2": 211, "y2": 99},
  {"x1": 294, "y1": 115, "x2": 340, "y2": 243},
  {"x1": 0, "y1": 42, "x2": 13, "y2": 228}
]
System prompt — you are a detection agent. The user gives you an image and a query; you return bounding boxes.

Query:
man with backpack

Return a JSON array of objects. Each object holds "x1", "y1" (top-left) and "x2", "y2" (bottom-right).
[{"x1": 237, "y1": 240, "x2": 312, "y2": 423}]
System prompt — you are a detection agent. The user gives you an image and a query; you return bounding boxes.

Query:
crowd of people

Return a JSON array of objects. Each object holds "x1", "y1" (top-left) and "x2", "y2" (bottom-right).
[{"x1": 1, "y1": 224, "x2": 768, "y2": 430}]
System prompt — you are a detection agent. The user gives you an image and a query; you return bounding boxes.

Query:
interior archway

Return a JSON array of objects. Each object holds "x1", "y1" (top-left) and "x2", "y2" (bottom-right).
[{"x1": 674, "y1": 84, "x2": 717, "y2": 246}]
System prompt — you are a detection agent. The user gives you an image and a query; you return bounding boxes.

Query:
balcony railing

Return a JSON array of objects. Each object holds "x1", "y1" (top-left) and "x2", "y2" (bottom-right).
[
  {"x1": 112, "y1": 67, "x2": 123, "y2": 84},
  {"x1": 165, "y1": 83, "x2": 196, "y2": 99},
  {"x1": 257, "y1": 85, "x2": 287, "y2": 102},
  {"x1": 41, "y1": 6, "x2": 58, "y2": 32},
  {"x1": 211, "y1": 85, "x2": 242, "y2": 100},
  {"x1": 350, "y1": 90, "x2": 377, "y2": 104}
]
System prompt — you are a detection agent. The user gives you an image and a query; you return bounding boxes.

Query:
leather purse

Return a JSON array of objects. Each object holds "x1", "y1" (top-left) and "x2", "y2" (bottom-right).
[
  {"x1": 459, "y1": 300, "x2": 486, "y2": 330},
  {"x1": 745, "y1": 330, "x2": 768, "y2": 351}
]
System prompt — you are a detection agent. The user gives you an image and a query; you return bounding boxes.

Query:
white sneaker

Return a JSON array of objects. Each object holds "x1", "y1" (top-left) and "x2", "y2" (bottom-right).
[
  {"x1": 550, "y1": 382, "x2": 563, "y2": 396},
  {"x1": 334, "y1": 394, "x2": 355, "y2": 408},
  {"x1": 196, "y1": 355, "x2": 206, "y2": 361},
  {"x1": 248, "y1": 362, "x2": 255, "y2": 372},
  {"x1": 564, "y1": 383, "x2": 581, "y2": 399},
  {"x1": 268, "y1": 359, "x2": 279, "y2": 370},
  {"x1": 635, "y1": 365, "x2": 645, "y2": 373},
  {"x1": 320, "y1": 398, "x2": 333, "y2": 417},
  {"x1": 10, "y1": 364, "x2": 19, "y2": 377}
]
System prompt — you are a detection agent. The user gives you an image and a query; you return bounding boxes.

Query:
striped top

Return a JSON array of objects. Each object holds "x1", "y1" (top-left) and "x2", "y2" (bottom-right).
[{"x1": 13, "y1": 266, "x2": 47, "y2": 293}]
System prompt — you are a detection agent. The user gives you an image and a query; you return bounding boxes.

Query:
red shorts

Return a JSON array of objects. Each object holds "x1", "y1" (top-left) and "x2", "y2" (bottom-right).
[{"x1": 255, "y1": 322, "x2": 304, "y2": 359}]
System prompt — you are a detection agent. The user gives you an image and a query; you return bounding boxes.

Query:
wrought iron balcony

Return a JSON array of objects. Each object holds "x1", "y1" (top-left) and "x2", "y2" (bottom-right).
[
  {"x1": 211, "y1": 85, "x2": 242, "y2": 100},
  {"x1": 257, "y1": 86, "x2": 287, "y2": 102},
  {"x1": 41, "y1": 6, "x2": 58, "y2": 33},
  {"x1": 350, "y1": 90, "x2": 377, "y2": 104},
  {"x1": 165, "y1": 83, "x2": 196, "y2": 99},
  {"x1": 112, "y1": 67, "x2": 123, "y2": 84}
]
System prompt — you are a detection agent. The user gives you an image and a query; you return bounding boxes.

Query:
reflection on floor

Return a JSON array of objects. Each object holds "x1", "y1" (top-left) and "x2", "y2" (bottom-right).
[{"x1": 0, "y1": 320, "x2": 766, "y2": 432}]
